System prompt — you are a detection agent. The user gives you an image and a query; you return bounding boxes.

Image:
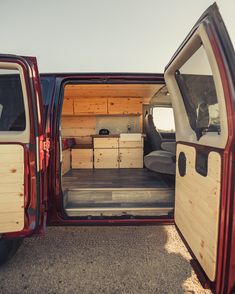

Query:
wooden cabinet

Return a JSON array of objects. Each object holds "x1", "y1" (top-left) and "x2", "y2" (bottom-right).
[
  {"x1": 62, "y1": 97, "x2": 143, "y2": 116},
  {"x1": 72, "y1": 149, "x2": 93, "y2": 169},
  {"x1": 93, "y1": 137, "x2": 119, "y2": 168},
  {"x1": 108, "y1": 98, "x2": 143, "y2": 115},
  {"x1": 93, "y1": 136, "x2": 143, "y2": 169},
  {"x1": 62, "y1": 98, "x2": 74, "y2": 115},
  {"x1": 62, "y1": 149, "x2": 71, "y2": 175},
  {"x1": 94, "y1": 138, "x2": 119, "y2": 149},
  {"x1": 119, "y1": 137, "x2": 143, "y2": 168},
  {"x1": 119, "y1": 148, "x2": 143, "y2": 168},
  {"x1": 119, "y1": 138, "x2": 144, "y2": 148},
  {"x1": 94, "y1": 149, "x2": 119, "y2": 169},
  {"x1": 74, "y1": 98, "x2": 107, "y2": 115}
]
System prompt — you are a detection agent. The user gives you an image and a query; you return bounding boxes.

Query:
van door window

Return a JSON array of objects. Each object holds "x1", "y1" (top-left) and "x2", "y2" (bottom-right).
[
  {"x1": 175, "y1": 45, "x2": 220, "y2": 140},
  {"x1": 152, "y1": 107, "x2": 175, "y2": 133},
  {"x1": 0, "y1": 69, "x2": 26, "y2": 131}
]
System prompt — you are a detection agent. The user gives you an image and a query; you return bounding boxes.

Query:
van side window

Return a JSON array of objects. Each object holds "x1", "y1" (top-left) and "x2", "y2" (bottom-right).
[
  {"x1": 152, "y1": 107, "x2": 175, "y2": 133},
  {"x1": 175, "y1": 45, "x2": 220, "y2": 140},
  {"x1": 0, "y1": 69, "x2": 26, "y2": 131}
]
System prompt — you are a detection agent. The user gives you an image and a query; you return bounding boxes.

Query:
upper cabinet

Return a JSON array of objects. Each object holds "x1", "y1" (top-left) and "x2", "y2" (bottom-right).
[
  {"x1": 62, "y1": 97, "x2": 144, "y2": 116},
  {"x1": 108, "y1": 98, "x2": 143, "y2": 115},
  {"x1": 74, "y1": 98, "x2": 107, "y2": 115}
]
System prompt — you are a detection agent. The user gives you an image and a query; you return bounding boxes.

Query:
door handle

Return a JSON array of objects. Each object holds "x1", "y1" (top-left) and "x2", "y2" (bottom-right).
[
  {"x1": 178, "y1": 152, "x2": 186, "y2": 177},
  {"x1": 196, "y1": 152, "x2": 208, "y2": 177}
]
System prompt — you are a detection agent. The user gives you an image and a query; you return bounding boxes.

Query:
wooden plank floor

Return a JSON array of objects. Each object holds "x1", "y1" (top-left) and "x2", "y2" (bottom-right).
[{"x1": 63, "y1": 168, "x2": 173, "y2": 190}]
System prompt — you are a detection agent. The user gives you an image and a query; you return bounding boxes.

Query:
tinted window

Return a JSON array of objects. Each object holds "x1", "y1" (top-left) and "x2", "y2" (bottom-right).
[
  {"x1": 175, "y1": 45, "x2": 220, "y2": 140},
  {"x1": 0, "y1": 69, "x2": 25, "y2": 131},
  {"x1": 152, "y1": 107, "x2": 175, "y2": 132}
]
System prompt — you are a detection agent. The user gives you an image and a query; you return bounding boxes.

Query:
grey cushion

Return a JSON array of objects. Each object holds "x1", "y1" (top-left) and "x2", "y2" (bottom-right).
[
  {"x1": 161, "y1": 142, "x2": 176, "y2": 154},
  {"x1": 144, "y1": 114, "x2": 162, "y2": 150},
  {"x1": 144, "y1": 150, "x2": 176, "y2": 175}
]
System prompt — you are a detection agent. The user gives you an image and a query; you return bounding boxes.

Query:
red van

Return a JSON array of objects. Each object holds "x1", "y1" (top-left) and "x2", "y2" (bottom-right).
[{"x1": 0, "y1": 4, "x2": 234, "y2": 293}]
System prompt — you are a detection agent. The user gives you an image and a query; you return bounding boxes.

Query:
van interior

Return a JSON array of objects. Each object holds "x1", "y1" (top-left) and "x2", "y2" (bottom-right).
[{"x1": 60, "y1": 83, "x2": 176, "y2": 218}]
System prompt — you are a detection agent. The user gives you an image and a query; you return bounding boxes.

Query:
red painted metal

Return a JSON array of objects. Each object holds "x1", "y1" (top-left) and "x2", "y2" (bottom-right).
[
  {"x1": 0, "y1": 56, "x2": 45, "y2": 239},
  {"x1": 208, "y1": 25, "x2": 235, "y2": 294},
  {"x1": 26, "y1": 57, "x2": 48, "y2": 236},
  {"x1": 48, "y1": 214, "x2": 174, "y2": 226}
]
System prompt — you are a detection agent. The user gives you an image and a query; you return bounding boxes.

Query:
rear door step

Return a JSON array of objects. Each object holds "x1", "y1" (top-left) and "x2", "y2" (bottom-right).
[
  {"x1": 64, "y1": 188, "x2": 175, "y2": 217},
  {"x1": 65, "y1": 205, "x2": 174, "y2": 217}
]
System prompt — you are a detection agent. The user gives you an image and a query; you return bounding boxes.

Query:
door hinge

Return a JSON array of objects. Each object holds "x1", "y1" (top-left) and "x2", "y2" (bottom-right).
[{"x1": 43, "y1": 137, "x2": 50, "y2": 152}]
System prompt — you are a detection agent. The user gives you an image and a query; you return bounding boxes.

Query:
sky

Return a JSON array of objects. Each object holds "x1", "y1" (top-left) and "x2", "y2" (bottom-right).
[{"x1": 0, "y1": 0, "x2": 234, "y2": 73}]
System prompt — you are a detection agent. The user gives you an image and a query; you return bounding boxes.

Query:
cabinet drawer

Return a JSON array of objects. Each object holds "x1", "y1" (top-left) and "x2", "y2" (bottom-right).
[
  {"x1": 119, "y1": 138, "x2": 143, "y2": 148},
  {"x1": 72, "y1": 149, "x2": 93, "y2": 169},
  {"x1": 119, "y1": 148, "x2": 143, "y2": 168},
  {"x1": 94, "y1": 149, "x2": 119, "y2": 169},
  {"x1": 94, "y1": 138, "x2": 119, "y2": 149}
]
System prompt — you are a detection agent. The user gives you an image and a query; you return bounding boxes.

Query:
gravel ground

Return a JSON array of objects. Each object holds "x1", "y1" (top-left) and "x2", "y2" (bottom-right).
[{"x1": 0, "y1": 225, "x2": 212, "y2": 294}]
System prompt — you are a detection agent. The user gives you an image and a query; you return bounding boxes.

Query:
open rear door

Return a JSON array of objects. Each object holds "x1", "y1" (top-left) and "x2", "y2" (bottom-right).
[
  {"x1": 164, "y1": 4, "x2": 235, "y2": 293},
  {"x1": 0, "y1": 55, "x2": 46, "y2": 238}
]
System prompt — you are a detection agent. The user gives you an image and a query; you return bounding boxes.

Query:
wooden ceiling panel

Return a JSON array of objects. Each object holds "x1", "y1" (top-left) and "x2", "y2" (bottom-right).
[{"x1": 64, "y1": 84, "x2": 164, "y2": 103}]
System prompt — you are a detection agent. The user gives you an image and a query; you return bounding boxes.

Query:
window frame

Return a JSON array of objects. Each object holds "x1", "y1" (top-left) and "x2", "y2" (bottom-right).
[
  {"x1": 175, "y1": 45, "x2": 221, "y2": 140},
  {"x1": 0, "y1": 62, "x2": 30, "y2": 143},
  {"x1": 151, "y1": 105, "x2": 175, "y2": 133},
  {"x1": 164, "y1": 24, "x2": 228, "y2": 148}
]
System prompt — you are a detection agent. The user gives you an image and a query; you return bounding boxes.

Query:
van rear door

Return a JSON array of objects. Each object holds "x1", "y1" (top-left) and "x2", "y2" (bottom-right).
[
  {"x1": 0, "y1": 55, "x2": 46, "y2": 238},
  {"x1": 164, "y1": 4, "x2": 235, "y2": 293}
]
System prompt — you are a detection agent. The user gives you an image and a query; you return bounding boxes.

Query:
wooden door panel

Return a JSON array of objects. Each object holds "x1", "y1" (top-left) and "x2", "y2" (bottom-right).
[
  {"x1": 175, "y1": 144, "x2": 221, "y2": 281},
  {"x1": 0, "y1": 144, "x2": 24, "y2": 233},
  {"x1": 72, "y1": 149, "x2": 93, "y2": 169},
  {"x1": 94, "y1": 149, "x2": 118, "y2": 168},
  {"x1": 119, "y1": 148, "x2": 143, "y2": 168}
]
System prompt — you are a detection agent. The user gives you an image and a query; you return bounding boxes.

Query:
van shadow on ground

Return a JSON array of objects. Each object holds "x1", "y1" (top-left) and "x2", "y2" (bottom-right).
[{"x1": 0, "y1": 225, "x2": 210, "y2": 294}]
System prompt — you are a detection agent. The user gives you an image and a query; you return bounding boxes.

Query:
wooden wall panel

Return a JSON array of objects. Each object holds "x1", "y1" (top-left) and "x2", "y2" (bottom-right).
[
  {"x1": 0, "y1": 145, "x2": 24, "y2": 233},
  {"x1": 61, "y1": 116, "x2": 96, "y2": 138},
  {"x1": 62, "y1": 98, "x2": 74, "y2": 115},
  {"x1": 175, "y1": 144, "x2": 221, "y2": 281},
  {"x1": 108, "y1": 98, "x2": 143, "y2": 115},
  {"x1": 96, "y1": 116, "x2": 141, "y2": 134},
  {"x1": 64, "y1": 84, "x2": 162, "y2": 102},
  {"x1": 74, "y1": 98, "x2": 107, "y2": 115}
]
